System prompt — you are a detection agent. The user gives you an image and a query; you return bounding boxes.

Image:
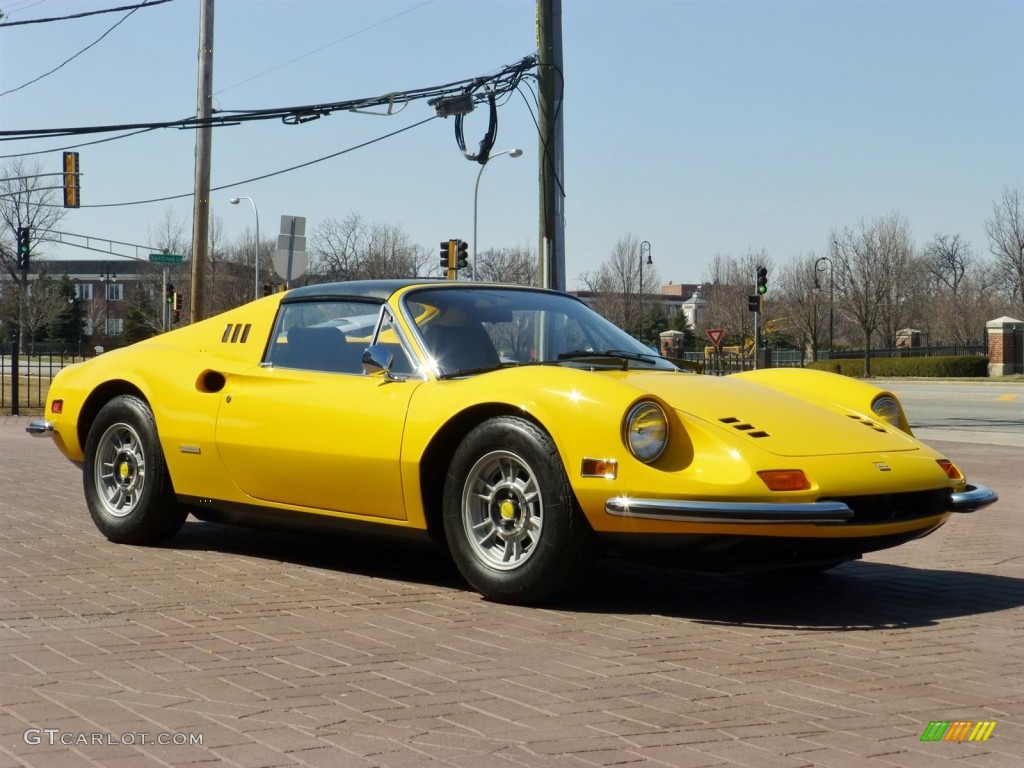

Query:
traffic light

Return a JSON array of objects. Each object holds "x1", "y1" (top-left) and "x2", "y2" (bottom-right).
[
  {"x1": 441, "y1": 239, "x2": 459, "y2": 280},
  {"x1": 63, "y1": 151, "x2": 80, "y2": 209},
  {"x1": 166, "y1": 284, "x2": 175, "y2": 305},
  {"x1": 756, "y1": 266, "x2": 768, "y2": 295},
  {"x1": 748, "y1": 295, "x2": 761, "y2": 312},
  {"x1": 16, "y1": 227, "x2": 30, "y2": 270},
  {"x1": 172, "y1": 290, "x2": 181, "y2": 323},
  {"x1": 455, "y1": 239, "x2": 469, "y2": 271}
]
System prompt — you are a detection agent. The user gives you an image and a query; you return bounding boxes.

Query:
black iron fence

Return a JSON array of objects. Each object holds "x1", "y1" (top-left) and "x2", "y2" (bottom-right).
[
  {"x1": 1, "y1": 342, "x2": 92, "y2": 414},
  {"x1": 825, "y1": 344, "x2": 985, "y2": 359},
  {"x1": 681, "y1": 344, "x2": 986, "y2": 376}
]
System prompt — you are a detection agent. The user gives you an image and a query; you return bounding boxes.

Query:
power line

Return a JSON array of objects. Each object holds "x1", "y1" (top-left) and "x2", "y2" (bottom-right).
[
  {"x1": 214, "y1": 0, "x2": 436, "y2": 96},
  {"x1": 0, "y1": 127, "x2": 160, "y2": 160},
  {"x1": 0, "y1": 0, "x2": 174, "y2": 28},
  {"x1": 0, "y1": 1, "x2": 169, "y2": 97},
  {"x1": 30, "y1": 115, "x2": 438, "y2": 209},
  {"x1": 0, "y1": 55, "x2": 537, "y2": 141}
]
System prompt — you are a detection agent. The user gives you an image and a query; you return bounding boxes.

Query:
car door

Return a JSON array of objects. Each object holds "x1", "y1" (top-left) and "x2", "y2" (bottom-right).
[{"x1": 213, "y1": 301, "x2": 423, "y2": 520}]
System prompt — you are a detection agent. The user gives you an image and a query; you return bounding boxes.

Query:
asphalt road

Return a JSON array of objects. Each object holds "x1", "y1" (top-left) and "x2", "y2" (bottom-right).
[
  {"x1": 876, "y1": 379, "x2": 1024, "y2": 447},
  {"x1": 1, "y1": 414, "x2": 1021, "y2": 767}
]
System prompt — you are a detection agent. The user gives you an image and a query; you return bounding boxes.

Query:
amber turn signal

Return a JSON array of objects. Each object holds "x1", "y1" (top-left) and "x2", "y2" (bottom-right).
[{"x1": 757, "y1": 469, "x2": 811, "y2": 491}]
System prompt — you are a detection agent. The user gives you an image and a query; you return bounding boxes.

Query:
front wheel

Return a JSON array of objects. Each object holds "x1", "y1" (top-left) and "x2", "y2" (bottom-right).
[
  {"x1": 443, "y1": 416, "x2": 595, "y2": 604},
  {"x1": 83, "y1": 395, "x2": 186, "y2": 545}
]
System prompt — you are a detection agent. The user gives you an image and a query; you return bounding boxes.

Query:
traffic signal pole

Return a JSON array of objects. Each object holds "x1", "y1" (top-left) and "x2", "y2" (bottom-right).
[{"x1": 754, "y1": 266, "x2": 768, "y2": 369}]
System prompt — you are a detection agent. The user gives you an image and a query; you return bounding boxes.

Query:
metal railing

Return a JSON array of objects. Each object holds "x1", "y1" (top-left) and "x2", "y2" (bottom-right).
[{"x1": 1, "y1": 343, "x2": 92, "y2": 414}]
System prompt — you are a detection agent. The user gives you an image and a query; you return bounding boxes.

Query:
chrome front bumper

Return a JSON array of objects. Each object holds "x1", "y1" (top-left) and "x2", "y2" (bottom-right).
[
  {"x1": 606, "y1": 482, "x2": 999, "y2": 524},
  {"x1": 26, "y1": 419, "x2": 53, "y2": 437},
  {"x1": 948, "y1": 483, "x2": 998, "y2": 513},
  {"x1": 605, "y1": 498, "x2": 853, "y2": 525}
]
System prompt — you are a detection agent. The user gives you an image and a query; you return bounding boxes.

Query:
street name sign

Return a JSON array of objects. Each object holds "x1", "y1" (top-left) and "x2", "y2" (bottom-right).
[{"x1": 149, "y1": 253, "x2": 184, "y2": 264}]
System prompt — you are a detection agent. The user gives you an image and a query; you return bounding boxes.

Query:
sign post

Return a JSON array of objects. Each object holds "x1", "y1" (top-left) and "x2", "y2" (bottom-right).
[
  {"x1": 274, "y1": 216, "x2": 308, "y2": 288},
  {"x1": 706, "y1": 328, "x2": 725, "y2": 376}
]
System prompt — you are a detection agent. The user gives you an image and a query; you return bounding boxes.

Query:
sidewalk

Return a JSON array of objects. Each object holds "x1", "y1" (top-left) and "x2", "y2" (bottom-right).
[{"x1": 2, "y1": 419, "x2": 1022, "y2": 767}]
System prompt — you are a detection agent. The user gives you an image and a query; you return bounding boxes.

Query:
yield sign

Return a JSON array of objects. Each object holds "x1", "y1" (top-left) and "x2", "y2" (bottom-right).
[{"x1": 706, "y1": 328, "x2": 725, "y2": 347}]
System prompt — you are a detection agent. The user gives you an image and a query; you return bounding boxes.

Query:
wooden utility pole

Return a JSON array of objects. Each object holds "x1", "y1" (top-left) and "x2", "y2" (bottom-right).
[
  {"x1": 536, "y1": 0, "x2": 565, "y2": 291},
  {"x1": 189, "y1": 0, "x2": 214, "y2": 322}
]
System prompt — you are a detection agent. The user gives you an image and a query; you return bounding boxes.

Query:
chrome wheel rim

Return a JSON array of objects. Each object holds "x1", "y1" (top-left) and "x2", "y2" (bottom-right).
[
  {"x1": 461, "y1": 450, "x2": 543, "y2": 571},
  {"x1": 94, "y1": 422, "x2": 147, "y2": 519}
]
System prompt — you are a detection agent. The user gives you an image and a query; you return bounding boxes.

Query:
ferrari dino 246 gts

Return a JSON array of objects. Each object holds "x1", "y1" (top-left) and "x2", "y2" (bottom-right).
[{"x1": 29, "y1": 280, "x2": 998, "y2": 604}]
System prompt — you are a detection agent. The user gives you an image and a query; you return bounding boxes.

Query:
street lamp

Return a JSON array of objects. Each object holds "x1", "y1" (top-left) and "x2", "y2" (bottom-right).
[
  {"x1": 473, "y1": 148, "x2": 523, "y2": 281},
  {"x1": 70, "y1": 278, "x2": 83, "y2": 356},
  {"x1": 100, "y1": 265, "x2": 116, "y2": 339},
  {"x1": 230, "y1": 196, "x2": 260, "y2": 300},
  {"x1": 814, "y1": 255, "x2": 834, "y2": 359},
  {"x1": 639, "y1": 240, "x2": 652, "y2": 345}
]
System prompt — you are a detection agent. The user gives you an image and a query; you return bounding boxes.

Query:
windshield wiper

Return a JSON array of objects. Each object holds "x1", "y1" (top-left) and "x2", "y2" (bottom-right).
[
  {"x1": 438, "y1": 361, "x2": 524, "y2": 379},
  {"x1": 556, "y1": 349, "x2": 659, "y2": 367}
]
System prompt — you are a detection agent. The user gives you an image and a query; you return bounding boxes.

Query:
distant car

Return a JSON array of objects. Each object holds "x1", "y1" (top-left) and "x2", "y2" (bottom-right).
[{"x1": 29, "y1": 280, "x2": 997, "y2": 604}]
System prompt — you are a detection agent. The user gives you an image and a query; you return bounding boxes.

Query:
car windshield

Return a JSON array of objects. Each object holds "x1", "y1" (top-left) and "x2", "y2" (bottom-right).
[{"x1": 403, "y1": 286, "x2": 677, "y2": 376}]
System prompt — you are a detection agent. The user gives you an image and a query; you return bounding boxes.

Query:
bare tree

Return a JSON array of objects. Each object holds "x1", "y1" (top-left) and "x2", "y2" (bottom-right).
[
  {"x1": 475, "y1": 245, "x2": 537, "y2": 285},
  {"x1": 311, "y1": 213, "x2": 363, "y2": 281},
  {"x1": 920, "y1": 234, "x2": 995, "y2": 345},
  {"x1": 578, "y1": 234, "x2": 661, "y2": 341},
  {"x1": 361, "y1": 222, "x2": 429, "y2": 279},
  {"x1": 700, "y1": 250, "x2": 769, "y2": 348},
  {"x1": 310, "y1": 214, "x2": 427, "y2": 281},
  {"x1": 19, "y1": 268, "x2": 67, "y2": 353},
  {"x1": 776, "y1": 253, "x2": 829, "y2": 363},
  {"x1": 923, "y1": 233, "x2": 971, "y2": 293},
  {"x1": 830, "y1": 213, "x2": 917, "y2": 376},
  {"x1": 984, "y1": 186, "x2": 1024, "y2": 317},
  {"x1": 0, "y1": 158, "x2": 67, "y2": 346}
]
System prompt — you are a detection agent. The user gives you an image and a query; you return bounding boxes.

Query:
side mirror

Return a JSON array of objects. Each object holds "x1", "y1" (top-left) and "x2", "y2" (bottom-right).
[{"x1": 362, "y1": 344, "x2": 395, "y2": 378}]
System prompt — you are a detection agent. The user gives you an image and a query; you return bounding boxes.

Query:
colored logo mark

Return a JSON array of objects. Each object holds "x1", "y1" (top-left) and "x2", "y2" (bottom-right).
[{"x1": 921, "y1": 721, "x2": 996, "y2": 742}]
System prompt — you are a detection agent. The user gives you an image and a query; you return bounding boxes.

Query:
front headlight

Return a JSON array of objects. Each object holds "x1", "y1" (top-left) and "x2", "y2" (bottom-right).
[
  {"x1": 871, "y1": 395, "x2": 904, "y2": 430},
  {"x1": 624, "y1": 401, "x2": 668, "y2": 462}
]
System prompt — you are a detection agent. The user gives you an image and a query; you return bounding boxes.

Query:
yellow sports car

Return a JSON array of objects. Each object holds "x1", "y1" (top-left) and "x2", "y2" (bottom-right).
[{"x1": 29, "y1": 280, "x2": 997, "y2": 604}]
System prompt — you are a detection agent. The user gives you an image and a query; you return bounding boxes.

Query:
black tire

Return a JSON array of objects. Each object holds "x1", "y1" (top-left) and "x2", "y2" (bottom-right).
[
  {"x1": 82, "y1": 395, "x2": 186, "y2": 545},
  {"x1": 442, "y1": 416, "x2": 595, "y2": 604}
]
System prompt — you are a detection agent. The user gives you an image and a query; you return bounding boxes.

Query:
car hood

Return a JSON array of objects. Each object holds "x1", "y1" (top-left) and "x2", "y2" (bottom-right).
[{"x1": 611, "y1": 371, "x2": 920, "y2": 458}]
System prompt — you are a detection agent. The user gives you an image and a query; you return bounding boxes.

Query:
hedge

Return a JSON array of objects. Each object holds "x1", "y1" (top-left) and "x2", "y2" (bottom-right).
[{"x1": 806, "y1": 356, "x2": 988, "y2": 378}]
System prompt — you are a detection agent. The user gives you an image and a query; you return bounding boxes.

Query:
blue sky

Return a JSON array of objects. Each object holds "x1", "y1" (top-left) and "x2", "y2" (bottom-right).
[{"x1": 2, "y1": 0, "x2": 1021, "y2": 290}]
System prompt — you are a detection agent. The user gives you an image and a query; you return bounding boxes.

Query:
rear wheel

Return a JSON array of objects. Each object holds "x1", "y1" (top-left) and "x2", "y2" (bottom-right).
[
  {"x1": 83, "y1": 395, "x2": 186, "y2": 544},
  {"x1": 443, "y1": 416, "x2": 595, "y2": 604}
]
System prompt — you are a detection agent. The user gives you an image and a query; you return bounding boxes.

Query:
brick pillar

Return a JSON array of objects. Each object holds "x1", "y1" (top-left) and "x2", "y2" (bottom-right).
[{"x1": 986, "y1": 316, "x2": 1024, "y2": 377}]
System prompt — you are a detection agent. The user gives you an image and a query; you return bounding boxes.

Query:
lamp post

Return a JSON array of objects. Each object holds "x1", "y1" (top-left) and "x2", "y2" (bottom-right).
[
  {"x1": 70, "y1": 278, "x2": 83, "y2": 356},
  {"x1": 473, "y1": 148, "x2": 523, "y2": 281},
  {"x1": 814, "y1": 255, "x2": 834, "y2": 359},
  {"x1": 639, "y1": 240, "x2": 652, "y2": 345},
  {"x1": 230, "y1": 196, "x2": 260, "y2": 300},
  {"x1": 99, "y1": 265, "x2": 115, "y2": 340}
]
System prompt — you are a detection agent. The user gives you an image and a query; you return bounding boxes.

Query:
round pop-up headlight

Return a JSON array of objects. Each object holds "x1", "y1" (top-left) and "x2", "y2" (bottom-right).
[
  {"x1": 871, "y1": 395, "x2": 903, "y2": 429},
  {"x1": 624, "y1": 401, "x2": 668, "y2": 462}
]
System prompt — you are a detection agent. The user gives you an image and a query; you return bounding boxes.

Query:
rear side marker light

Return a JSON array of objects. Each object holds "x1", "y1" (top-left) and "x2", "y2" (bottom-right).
[
  {"x1": 757, "y1": 469, "x2": 810, "y2": 492},
  {"x1": 51, "y1": 399, "x2": 63, "y2": 414}
]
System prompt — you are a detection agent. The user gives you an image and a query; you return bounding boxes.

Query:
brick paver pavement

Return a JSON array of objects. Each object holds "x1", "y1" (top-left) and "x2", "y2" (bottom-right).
[{"x1": 0, "y1": 416, "x2": 1021, "y2": 767}]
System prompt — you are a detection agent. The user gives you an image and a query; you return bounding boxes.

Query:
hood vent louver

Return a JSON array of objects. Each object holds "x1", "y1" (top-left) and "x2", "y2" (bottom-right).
[
  {"x1": 846, "y1": 414, "x2": 887, "y2": 433},
  {"x1": 719, "y1": 416, "x2": 770, "y2": 439}
]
